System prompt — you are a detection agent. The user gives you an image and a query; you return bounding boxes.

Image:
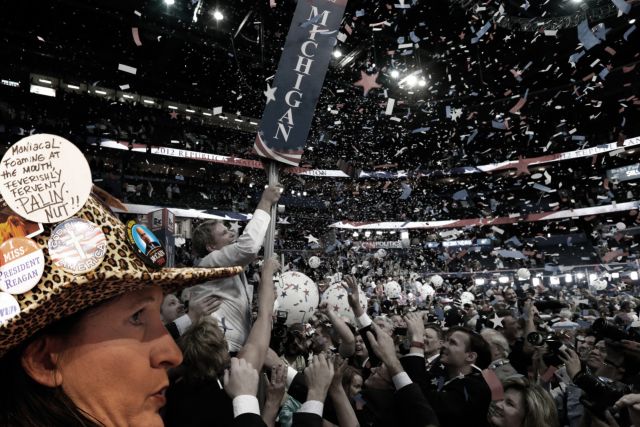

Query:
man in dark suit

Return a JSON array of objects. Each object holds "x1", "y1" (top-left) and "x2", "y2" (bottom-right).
[{"x1": 401, "y1": 324, "x2": 493, "y2": 427}]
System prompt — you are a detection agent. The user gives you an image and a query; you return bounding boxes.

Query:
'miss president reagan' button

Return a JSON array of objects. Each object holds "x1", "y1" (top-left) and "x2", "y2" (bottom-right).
[{"x1": 0, "y1": 237, "x2": 45, "y2": 294}]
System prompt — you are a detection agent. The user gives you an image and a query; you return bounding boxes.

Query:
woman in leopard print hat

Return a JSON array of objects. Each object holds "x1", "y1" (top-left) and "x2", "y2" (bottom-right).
[{"x1": 0, "y1": 189, "x2": 247, "y2": 427}]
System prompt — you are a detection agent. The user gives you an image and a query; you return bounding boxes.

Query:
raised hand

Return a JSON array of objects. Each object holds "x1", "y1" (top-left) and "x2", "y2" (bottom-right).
[
  {"x1": 366, "y1": 322, "x2": 403, "y2": 375},
  {"x1": 223, "y1": 357, "x2": 259, "y2": 399},
  {"x1": 304, "y1": 353, "x2": 335, "y2": 402},
  {"x1": 342, "y1": 275, "x2": 363, "y2": 316},
  {"x1": 558, "y1": 347, "x2": 582, "y2": 380},
  {"x1": 264, "y1": 364, "x2": 287, "y2": 405},
  {"x1": 188, "y1": 295, "x2": 222, "y2": 323},
  {"x1": 404, "y1": 311, "x2": 425, "y2": 344},
  {"x1": 615, "y1": 393, "x2": 640, "y2": 427}
]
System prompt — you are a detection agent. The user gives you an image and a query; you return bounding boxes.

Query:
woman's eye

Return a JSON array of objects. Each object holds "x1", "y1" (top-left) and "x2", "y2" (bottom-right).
[{"x1": 130, "y1": 309, "x2": 145, "y2": 325}]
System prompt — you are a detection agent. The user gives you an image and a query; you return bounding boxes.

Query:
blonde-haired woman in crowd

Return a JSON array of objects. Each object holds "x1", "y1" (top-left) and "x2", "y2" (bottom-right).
[{"x1": 488, "y1": 377, "x2": 560, "y2": 427}]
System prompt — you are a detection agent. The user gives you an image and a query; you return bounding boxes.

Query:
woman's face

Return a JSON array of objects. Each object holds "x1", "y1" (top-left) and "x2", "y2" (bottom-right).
[
  {"x1": 489, "y1": 388, "x2": 525, "y2": 427},
  {"x1": 354, "y1": 334, "x2": 368, "y2": 358},
  {"x1": 348, "y1": 374, "x2": 363, "y2": 399},
  {"x1": 160, "y1": 294, "x2": 185, "y2": 323},
  {"x1": 55, "y1": 287, "x2": 183, "y2": 427}
]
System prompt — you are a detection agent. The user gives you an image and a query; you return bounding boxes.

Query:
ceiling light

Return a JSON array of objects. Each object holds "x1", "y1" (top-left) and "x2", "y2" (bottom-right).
[
  {"x1": 475, "y1": 278, "x2": 485, "y2": 286},
  {"x1": 185, "y1": 109, "x2": 195, "y2": 113},
  {"x1": 353, "y1": 232, "x2": 359, "y2": 237},
  {"x1": 38, "y1": 78, "x2": 52, "y2": 85},
  {"x1": 576, "y1": 273, "x2": 585, "y2": 279},
  {"x1": 390, "y1": 70, "x2": 400, "y2": 79},
  {"x1": 333, "y1": 49, "x2": 343, "y2": 58},
  {"x1": 164, "y1": 0, "x2": 175, "y2": 5},
  {"x1": 405, "y1": 75, "x2": 417, "y2": 87},
  {"x1": 1, "y1": 79, "x2": 20, "y2": 88},
  {"x1": 30, "y1": 84, "x2": 56, "y2": 97},
  {"x1": 122, "y1": 94, "x2": 134, "y2": 99},
  {"x1": 202, "y1": 112, "x2": 212, "y2": 116},
  {"x1": 213, "y1": 10, "x2": 224, "y2": 20},
  {"x1": 168, "y1": 105, "x2": 178, "y2": 110},
  {"x1": 94, "y1": 90, "x2": 107, "y2": 95},
  {"x1": 565, "y1": 274, "x2": 573, "y2": 283},
  {"x1": 143, "y1": 99, "x2": 155, "y2": 104},
  {"x1": 66, "y1": 84, "x2": 80, "y2": 90},
  {"x1": 418, "y1": 79, "x2": 427, "y2": 87},
  {"x1": 630, "y1": 19, "x2": 636, "y2": 24}
]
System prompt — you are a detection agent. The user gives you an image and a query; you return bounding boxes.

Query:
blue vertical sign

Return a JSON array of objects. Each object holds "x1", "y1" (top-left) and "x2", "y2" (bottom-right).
[{"x1": 254, "y1": 0, "x2": 348, "y2": 166}]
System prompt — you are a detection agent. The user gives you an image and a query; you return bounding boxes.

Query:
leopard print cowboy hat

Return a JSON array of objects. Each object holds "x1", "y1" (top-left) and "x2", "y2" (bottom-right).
[{"x1": 0, "y1": 194, "x2": 242, "y2": 358}]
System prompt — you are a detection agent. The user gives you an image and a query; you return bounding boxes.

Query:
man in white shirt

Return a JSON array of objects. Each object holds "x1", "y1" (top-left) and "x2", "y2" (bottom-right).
[{"x1": 182, "y1": 185, "x2": 281, "y2": 352}]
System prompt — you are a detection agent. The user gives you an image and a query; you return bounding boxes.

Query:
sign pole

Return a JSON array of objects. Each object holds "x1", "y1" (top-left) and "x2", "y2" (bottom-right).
[{"x1": 263, "y1": 161, "x2": 279, "y2": 260}]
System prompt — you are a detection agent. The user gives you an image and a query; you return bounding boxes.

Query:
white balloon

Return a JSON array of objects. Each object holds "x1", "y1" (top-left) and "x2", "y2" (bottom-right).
[
  {"x1": 460, "y1": 291, "x2": 475, "y2": 304},
  {"x1": 517, "y1": 268, "x2": 531, "y2": 280},
  {"x1": 419, "y1": 283, "x2": 435, "y2": 298},
  {"x1": 275, "y1": 271, "x2": 320, "y2": 325},
  {"x1": 430, "y1": 275, "x2": 444, "y2": 287},
  {"x1": 321, "y1": 282, "x2": 368, "y2": 323},
  {"x1": 308, "y1": 256, "x2": 321, "y2": 269},
  {"x1": 591, "y1": 279, "x2": 607, "y2": 291},
  {"x1": 384, "y1": 281, "x2": 402, "y2": 299},
  {"x1": 375, "y1": 249, "x2": 387, "y2": 259}
]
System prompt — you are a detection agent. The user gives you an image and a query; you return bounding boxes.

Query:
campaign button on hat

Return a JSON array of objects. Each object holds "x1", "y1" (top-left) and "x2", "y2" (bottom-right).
[
  {"x1": 0, "y1": 134, "x2": 92, "y2": 224},
  {"x1": 0, "y1": 237, "x2": 45, "y2": 294},
  {"x1": 126, "y1": 221, "x2": 166, "y2": 269},
  {"x1": 48, "y1": 218, "x2": 107, "y2": 274},
  {"x1": 0, "y1": 292, "x2": 20, "y2": 323}
]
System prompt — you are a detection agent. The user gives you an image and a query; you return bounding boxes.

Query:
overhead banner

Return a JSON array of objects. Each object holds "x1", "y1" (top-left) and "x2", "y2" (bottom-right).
[
  {"x1": 607, "y1": 163, "x2": 640, "y2": 183},
  {"x1": 331, "y1": 200, "x2": 640, "y2": 230},
  {"x1": 94, "y1": 135, "x2": 640, "y2": 179},
  {"x1": 354, "y1": 240, "x2": 407, "y2": 250},
  {"x1": 254, "y1": 0, "x2": 348, "y2": 166}
]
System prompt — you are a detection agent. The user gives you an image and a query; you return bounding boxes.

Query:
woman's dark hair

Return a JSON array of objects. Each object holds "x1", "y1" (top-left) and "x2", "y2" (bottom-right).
[
  {"x1": 341, "y1": 365, "x2": 363, "y2": 395},
  {"x1": 0, "y1": 308, "x2": 104, "y2": 426}
]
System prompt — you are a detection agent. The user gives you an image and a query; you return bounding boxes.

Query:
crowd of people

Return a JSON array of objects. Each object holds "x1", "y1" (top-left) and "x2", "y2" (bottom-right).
[
  {"x1": 1, "y1": 174, "x2": 640, "y2": 427},
  {"x1": 154, "y1": 186, "x2": 640, "y2": 427}
]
